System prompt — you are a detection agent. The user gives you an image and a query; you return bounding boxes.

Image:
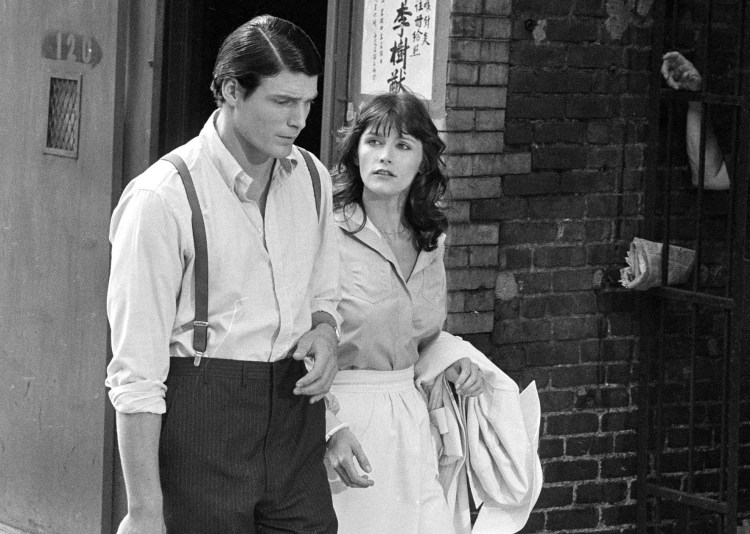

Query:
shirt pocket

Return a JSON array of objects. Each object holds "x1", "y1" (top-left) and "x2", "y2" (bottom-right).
[
  {"x1": 419, "y1": 261, "x2": 446, "y2": 305},
  {"x1": 347, "y1": 261, "x2": 392, "y2": 304}
]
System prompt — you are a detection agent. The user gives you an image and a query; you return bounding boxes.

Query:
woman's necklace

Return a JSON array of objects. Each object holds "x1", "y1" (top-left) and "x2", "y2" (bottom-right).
[{"x1": 380, "y1": 225, "x2": 412, "y2": 240}]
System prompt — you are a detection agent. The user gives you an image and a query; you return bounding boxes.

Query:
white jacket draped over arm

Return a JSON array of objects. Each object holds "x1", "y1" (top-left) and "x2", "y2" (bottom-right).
[{"x1": 415, "y1": 332, "x2": 543, "y2": 534}]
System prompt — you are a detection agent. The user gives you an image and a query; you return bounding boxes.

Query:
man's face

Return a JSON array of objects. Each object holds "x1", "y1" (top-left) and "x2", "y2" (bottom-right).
[{"x1": 229, "y1": 70, "x2": 318, "y2": 163}]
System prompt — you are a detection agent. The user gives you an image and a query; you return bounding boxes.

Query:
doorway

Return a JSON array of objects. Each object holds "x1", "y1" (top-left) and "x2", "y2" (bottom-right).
[{"x1": 158, "y1": 0, "x2": 329, "y2": 159}]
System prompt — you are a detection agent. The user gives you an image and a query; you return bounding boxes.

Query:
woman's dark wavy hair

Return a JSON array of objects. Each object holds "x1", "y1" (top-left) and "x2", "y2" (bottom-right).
[
  {"x1": 333, "y1": 91, "x2": 448, "y2": 252},
  {"x1": 211, "y1": 15, "x2": 322, "y2": 104}
]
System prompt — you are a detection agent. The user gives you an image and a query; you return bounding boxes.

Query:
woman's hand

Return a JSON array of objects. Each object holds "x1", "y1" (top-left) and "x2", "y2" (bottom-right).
[
  {"x1": 661, "y1": 51, "x2": 702, "y2": 92},
  {"x1": 326, "y1": 428, "x2": 375, "y2": 488},
  {"x1": 445, "y1": 357, "x2": 484, "y2": 397}
]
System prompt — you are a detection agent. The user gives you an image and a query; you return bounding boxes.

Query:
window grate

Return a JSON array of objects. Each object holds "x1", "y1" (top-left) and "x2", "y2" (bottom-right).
[{"x1": 44, "y1": 75, "x2": 81, "y2": 158}]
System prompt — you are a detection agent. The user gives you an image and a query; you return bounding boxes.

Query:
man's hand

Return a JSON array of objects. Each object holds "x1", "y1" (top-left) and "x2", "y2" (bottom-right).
[
  {"x1": 116, "y1": 509, "x2": 166, "y2": 534},
  {"x1": 661, "y1": 51, "x2": 702, "y2": 92},
  {"x1": 292, "y1": 323, "x2": 339, "y2": 403},
  {"x1": 326, "y1": 428, "x2": 374, "y2": 488},
  {"x1": 445, "y1": 357, "x2": 484, "y2": 397}
]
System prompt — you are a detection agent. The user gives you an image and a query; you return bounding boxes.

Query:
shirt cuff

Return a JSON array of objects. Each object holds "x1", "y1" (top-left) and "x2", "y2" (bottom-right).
[
  {"x1": 106, "y1": 381, "x2": 166, "y2": 414},
  {"x1": 325, "y1": 423, "x2": 350, "y2": 442}
]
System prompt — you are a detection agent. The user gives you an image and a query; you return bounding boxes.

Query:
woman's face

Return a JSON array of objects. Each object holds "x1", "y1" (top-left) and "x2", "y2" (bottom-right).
[{"x1": 357, "y1": 124, "x2": 424, "y2": 202}]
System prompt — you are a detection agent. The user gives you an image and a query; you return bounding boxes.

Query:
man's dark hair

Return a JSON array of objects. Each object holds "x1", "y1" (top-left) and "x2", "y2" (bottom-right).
[{"x1": 211, "y1": 14, "x2": 322, "y2": 105}]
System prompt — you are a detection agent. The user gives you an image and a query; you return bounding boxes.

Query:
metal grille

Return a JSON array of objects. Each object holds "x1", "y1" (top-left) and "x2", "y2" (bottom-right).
[
  {"x1": 45, "y1": 75, "x2": 81, "y2": 158},
  {"x1": 638, "y1": 1, "x2": 749, "y2": 533}
]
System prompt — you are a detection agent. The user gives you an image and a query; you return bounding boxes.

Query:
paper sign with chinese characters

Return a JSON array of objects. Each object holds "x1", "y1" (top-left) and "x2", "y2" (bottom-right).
[{"x1": 360, "y1": 0, "x2": 436, "y2": 97}]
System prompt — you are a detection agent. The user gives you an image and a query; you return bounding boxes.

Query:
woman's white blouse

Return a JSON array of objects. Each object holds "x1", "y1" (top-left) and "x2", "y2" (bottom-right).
[{"x1": 334, "y1": 205, "x2": 447, "y2": 372}]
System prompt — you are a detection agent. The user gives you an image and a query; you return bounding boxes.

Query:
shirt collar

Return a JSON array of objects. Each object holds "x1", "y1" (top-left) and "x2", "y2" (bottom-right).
[
  {"x1": 335, "y1": 203, "x2": 445, "y2": 276},
  {"x1": 199, "y1": 109, "x2": 298, "y2": 200}
]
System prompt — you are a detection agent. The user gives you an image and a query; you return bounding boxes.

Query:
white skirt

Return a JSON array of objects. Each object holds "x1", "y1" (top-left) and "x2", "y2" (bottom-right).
[{"x1": 327, "y1": 367, "x2": 455, "y2": 534}]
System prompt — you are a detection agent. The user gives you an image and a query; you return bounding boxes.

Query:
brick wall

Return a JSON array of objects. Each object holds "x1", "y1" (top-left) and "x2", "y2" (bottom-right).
[{"x1": 443, "y1": 0, "x2": 654, "y2": 531}]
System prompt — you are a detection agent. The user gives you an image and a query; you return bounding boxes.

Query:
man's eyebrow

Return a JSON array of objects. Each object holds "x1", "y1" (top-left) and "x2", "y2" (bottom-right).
[{"x1": 268, "y1": 92, "x2": 319, "y2": 101}]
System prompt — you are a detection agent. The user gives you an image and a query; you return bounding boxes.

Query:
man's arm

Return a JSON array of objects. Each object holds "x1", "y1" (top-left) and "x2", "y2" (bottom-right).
[
  {"x1": 107, "y1": 175, "x2": 184, "y2": 532},
  {"x1": 292, "y1": 157, "x2": 341, "y2": 402},
  {"x1": 115, "y1": 412, "x2": 166, "y2": 534}
]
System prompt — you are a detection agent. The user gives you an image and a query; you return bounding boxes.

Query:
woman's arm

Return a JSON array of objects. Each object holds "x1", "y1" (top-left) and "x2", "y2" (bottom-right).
[{"x1": 661, "y1": 51, "x2": 730, "y2": 190}]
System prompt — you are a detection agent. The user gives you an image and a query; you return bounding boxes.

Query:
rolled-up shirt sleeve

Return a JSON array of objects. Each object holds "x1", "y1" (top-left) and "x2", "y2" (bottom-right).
[
  {"x1": 309, "y1": 161, "x2": 341, "y2": 325},
  {"x1": 106, "y1": 186, "x2": 185, "y2": 414}
]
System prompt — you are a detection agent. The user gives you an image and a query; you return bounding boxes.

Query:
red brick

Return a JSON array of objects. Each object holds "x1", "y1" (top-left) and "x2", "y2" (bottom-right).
[
  {"x1": 480, "y1": 40, "x2": 510, "y2": 62},
  {"x1": 483, "y1": 18, "x2": 512, "y2": 39},
  {"x1": 543, "y1": 459, "x2": 599, "y2": 482},
  {"x1": 447, "y1": 63, "x2": 478, "y2": 86},
  {"x1": 503, "y1": 173, "x2": 561, "y2": 196},
  {"x1": 512, "y1": 0, "x2": 574, "y2": 17},
  {"x1": 495, "y1": 297, "x2": 520, "y2": 320},
  {"x1": 584, "y1": 220, "x2": 613, "y2": 241},
  {"x1": 567, "y1": 435, "x2": 615, "y2": 456},
  {"x1": 492, "y1": 318, "x2": 552, "y2": 344},
  {"x1": 545, "y1": 293, "x2": 598, "y2": 316},
  {"x1": 445, "y1": 200, "x2": 470, "y2": 222},
  {"x1": 601, "y1": 503, "x2": 637, "y2": 526},
  {"x1": 552, "y1": 269, "x2": 597, "y2": 291},
  {"x1": 500, "y1": 221, "x2": 558, "y2": 244},
  {"x1": 559, "y1": 221, "x2": 585, "y2": 241},
  {"x1": 546, "y1": 412, "x2": 600, "y2": 435},
  {"x1": 535, "y1": 485, "x2": 573, "y2": 508},
  {"x1": 549, "y1": 365, "x2": 601, "y2": 387},
  {"x1": 601, "y1": 455, "x2": 638, "y2": 478},
  {"x1": 471, "y1": 197, "x2": 528, "y2": 221},
  {"x1": 451, "y1": 0, "x2": 484, "y2": 13},
  {"x1": 446, "y1": 268, "x2": 497, "y2": 290},
  {"x1": 444, "y1": 155, "x2": 473, "y2": 176},
  {"x1": 576, "y1": 482, "x2": 628, "y2": 504},
  {"x1": 465, "y1": 289, "x2": 495, "y2": 311},
  {"x1": 451, "y1": 15, "x2": 482, "y2": 38},
  {"x1": 601, "y1": 411, "x2": 638, "y2": 432},
  {"x1": 446, "y1": 291, "x2": 465, "y2": 313},
  {"x1": 505, "y1": 121, "x2": 533, "y2": 144},
  {"x1": 528, "y1": 195, "x2": 586, "y2": 218},
  {"x1": 529, "y1": 340, "x2": 581, "y2": 366},
  {"x1": 444, "y1": 132, "x2": 504, "y2": 154},
  {"x1": 468, "y1": 245, "x2": 499, "y2": 267},
  {"x1": 587, "y1": 146, "x2": 623, "y2": 170},
  {"x1": 507, "y1": 95, "x2": 567, "y2": 119},
  {"x1": 504, "y1": 247, "x2": 533, "y2": 269},
  {"x1": 456, "y1": 86, "x2": 507, "y2": 108},
  {"x1": 568, "y1": 44, "x2": 623, "y2": 68},
  {"x1": 546, "y1": 507, "x2": 599, "y2": 530},
  {"x1": 449, "y1": 39, "x2": 481, "y2": 62},
  {"x1": 444, "y1": 108, "x2": 475, "y2": 131},
  {"x1": 516, "y1": 272, "x2": 552, "y2": 293},
  {"x1": 534, "y1": 121, "x2": 588, "y2": 143},
  {"x1": 532, "y1": 145, "x2": 588, "y2": 170},
  {"x1": 444, "y1": 246, "x2": 469, "y2": 268},
  {"x1": 534, "y1": 246, "x2": 587, "y2": 268},
  {"x1": 544, "y1": 18, "x2": 599, "y2": 42},
  {"x1": 520, "y1": 296, "x2": 545, "y2": 318},
  {"x1": 552, "y1": 316, "x2": 601, "y2": 340},
  {"x1": 446, "y1": 311, "x2": 494, "y2": 334},
  {"x1": 484, "y1": 0, "x2": 512, "y2": 15},
  {"x1": 479, "y1": 63, "x2": 509, "y2": 86},
  {"x1": 538, "y1": 388, "x2": 576, "y2": 412},
  {"x1": 449, "y1": 177, "x2": 504, "y2": 199},
  {"x1": 447, "y1": 223, "x2": 499, "y2": 245},
  {"x1": 560, "y1": 170, "x2": 618, "y2": 193},
  {"x1": 567, "y1": 95, "x2": 618, "y2": 118},
  {"x1": 476, "y1": 109, "x2": 506, "y2": 131}
]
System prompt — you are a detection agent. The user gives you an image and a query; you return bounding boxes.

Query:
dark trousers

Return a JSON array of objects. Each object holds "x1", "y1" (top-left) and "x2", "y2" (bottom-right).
[{"x1": 159, "y1": 357, "x2": 337, "y2": 533}]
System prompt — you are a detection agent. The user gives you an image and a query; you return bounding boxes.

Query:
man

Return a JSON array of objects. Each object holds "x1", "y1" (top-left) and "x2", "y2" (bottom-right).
[{"x1": 106, "y1": 15, "x2": 339, "y2": 533}]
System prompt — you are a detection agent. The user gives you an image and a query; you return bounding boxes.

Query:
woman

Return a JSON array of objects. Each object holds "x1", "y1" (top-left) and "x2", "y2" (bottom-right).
[{"x1": 323, "y1": 91, "x2": 485, "y2": 534}]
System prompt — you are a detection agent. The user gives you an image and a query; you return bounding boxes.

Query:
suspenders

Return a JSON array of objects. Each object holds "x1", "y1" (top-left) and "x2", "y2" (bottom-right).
[{"x1": 161, "y1": 148, "x2": 322, "y2": 366}]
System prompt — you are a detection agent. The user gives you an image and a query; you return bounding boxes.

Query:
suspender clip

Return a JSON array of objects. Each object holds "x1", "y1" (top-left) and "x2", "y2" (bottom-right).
[{"x1": 193, "y1": 320, "x2": 209, "y2": 367}]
